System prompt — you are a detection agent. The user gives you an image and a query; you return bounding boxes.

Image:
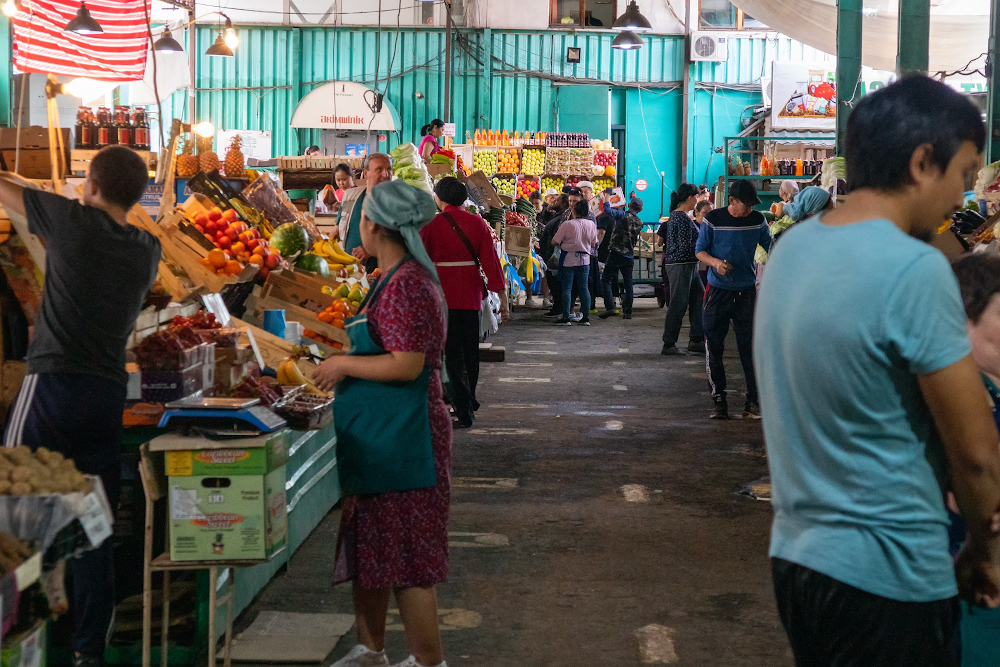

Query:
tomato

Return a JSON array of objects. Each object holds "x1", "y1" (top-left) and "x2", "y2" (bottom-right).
[
  {"x1": 264, "y1": 253, "x2": 280, "y2": 269},
  {"x1": 205, "y1": 220, "x2": 219, "y2": 234},
  {"x1": 193, "y1": 211, "x2": 209, "y2": 225},
  {"x1": 247, "y1": 239, "x2": 261, "y2": 252},
  {"x1": 218, "y1": 236, "x2": 232, "y2": 249},
  {"x1": 208, "y1": 207, "x2": 223, "y2": 221},
  {"x1": 225, "y1": 228, "x2": 239, "y2": 241}
]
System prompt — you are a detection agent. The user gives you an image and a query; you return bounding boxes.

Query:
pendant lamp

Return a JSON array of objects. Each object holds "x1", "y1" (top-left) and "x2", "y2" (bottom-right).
[
  {"x1": 612, "y1": 0, "x2": 652, "y2": 32},
  {"x1": 65, "y1": 2, "x2": 103, "y2": 34},
  {"x1": 611, "y1": 30, "x2": 644, "y2": 50},
  {"x1": 205, "y1": 31, "x2": 234, "y2": 57},
  {"x1": 153, "y1": 28, "x2": 184, "y2": 53}
]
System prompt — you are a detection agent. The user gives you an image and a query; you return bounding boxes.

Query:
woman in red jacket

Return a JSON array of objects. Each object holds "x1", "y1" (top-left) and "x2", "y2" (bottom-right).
[{"x1": 420, "y1": 177, "x2": 507, "y2": 427}]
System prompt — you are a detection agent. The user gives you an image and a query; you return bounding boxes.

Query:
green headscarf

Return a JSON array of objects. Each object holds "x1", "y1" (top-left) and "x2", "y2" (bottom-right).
[{"x1": 362, "y1": 179, "x2": 441, "y2": 283}]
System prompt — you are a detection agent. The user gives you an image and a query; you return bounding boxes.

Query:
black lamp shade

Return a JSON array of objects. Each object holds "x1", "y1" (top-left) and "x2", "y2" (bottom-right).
[
  {"x1": 612, "y1": 0, "x2": 652, "y2": 31},
  {"x1": 611, "y1": 30, "x2": 644, "y2": 50},
  {"x1": 205, "y1": 32, "x2": 234, "y2": 57},
  {"x1": 154, "y1": 29, "x2": 184, "y2": 53},
  {"x1": 65, "y1": 2, "x2": 103, "y2": 34}
]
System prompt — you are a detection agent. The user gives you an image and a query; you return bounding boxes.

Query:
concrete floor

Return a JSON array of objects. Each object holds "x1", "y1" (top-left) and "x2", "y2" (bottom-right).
[{"x1": 242, "y1": 299, "x2": 793, "y2": 666}]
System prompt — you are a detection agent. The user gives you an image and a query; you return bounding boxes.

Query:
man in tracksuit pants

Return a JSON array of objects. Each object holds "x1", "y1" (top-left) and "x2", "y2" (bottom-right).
[{"x1": 695, "y1": 180, "x2": 771, "y2": 420}]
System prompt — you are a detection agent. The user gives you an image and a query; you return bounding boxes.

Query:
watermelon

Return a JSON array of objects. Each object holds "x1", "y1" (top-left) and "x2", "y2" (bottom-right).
[
  {"x1": 270, "y1": 223, "x2": 310, "y2": 258},
  {"x1": 294, "y1": 253, "x2": 330, "y2": 277}
]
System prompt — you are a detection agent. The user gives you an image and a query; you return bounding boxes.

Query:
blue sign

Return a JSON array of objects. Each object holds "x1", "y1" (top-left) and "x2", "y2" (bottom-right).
[
  {"x1": 345, "y1": 144, "x2": 369, "y2": 156},
  {"x1": 140, "y1": 182, "x2": 164, "y2": 213}
]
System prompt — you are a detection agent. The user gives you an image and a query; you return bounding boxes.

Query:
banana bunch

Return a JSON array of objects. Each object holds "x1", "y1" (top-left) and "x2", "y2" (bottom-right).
[
  {"x1": 312, "y1": 238, "x2": 357, "y2": 265},
  {"x1": 276, "y1": 357, "x2": 328, "y2": 395}
]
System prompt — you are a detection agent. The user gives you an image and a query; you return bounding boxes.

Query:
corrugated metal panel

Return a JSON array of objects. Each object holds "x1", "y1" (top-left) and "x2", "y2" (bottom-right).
[{"x1": 0, "y1": 14, "x2": 10, "y2": 127}]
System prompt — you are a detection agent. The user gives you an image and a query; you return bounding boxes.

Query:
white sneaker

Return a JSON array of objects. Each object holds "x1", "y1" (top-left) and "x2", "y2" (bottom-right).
[
  {"x1": 390, "y1": 657, "x2": 447, "y2": 667},
  {"x1": 524, "y1": 297, "x2": 538, "y2": 307},
  {"x1": 331, "y1": 645, "x2": 389, "y2": 667},
  {"x1": 542, "y1": 297, "x2": 552, "y2": 307},
  {"x1": 570, "y1": 313, "x2": 583, "y2": 322}
]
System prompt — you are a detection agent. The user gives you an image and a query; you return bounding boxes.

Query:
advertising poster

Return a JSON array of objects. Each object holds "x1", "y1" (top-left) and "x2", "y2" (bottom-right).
[{"x1": 770, "y1": 62, "x2": 896, "y2": 131}]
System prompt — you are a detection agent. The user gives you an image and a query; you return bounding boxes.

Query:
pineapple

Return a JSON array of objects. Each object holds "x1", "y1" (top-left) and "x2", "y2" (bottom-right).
[
  {"x1": 224, "y1": 135, "x2": 245, "y2": 178},
  {"x1": 198, "y1": 135, "x2": 221, "y2": 173},
  {"x1": 176, "y1": 135, "x2": 198, "y2": 178}
]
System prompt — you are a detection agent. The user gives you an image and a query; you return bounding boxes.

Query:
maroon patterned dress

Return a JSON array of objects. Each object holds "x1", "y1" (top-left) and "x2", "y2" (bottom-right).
[{"x1": 333, "y1": 260, "x2": 452, "y2": 589}]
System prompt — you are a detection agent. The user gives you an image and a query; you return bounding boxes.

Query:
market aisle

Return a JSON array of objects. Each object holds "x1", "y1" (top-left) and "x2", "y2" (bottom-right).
[{"x1": 241, "y1": 300, "x2": 792, "y2": 666}]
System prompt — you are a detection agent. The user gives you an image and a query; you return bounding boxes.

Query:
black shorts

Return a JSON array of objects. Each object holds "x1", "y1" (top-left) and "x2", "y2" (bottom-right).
[
  {"x1": 772, "y1": 558, "x2": 960, "y2": 667},
  {"x1": 4, "y1": 372, "x2": 126, "y2": 506}
]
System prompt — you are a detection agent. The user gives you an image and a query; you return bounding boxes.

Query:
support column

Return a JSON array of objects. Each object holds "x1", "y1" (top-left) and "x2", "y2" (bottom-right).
[
  {"x1": 835, "y1": 0, "x2": 862, "y2": 157},
  {"x1": 680, "y1": 0, "x2": 691, "y2": 183},
  {"x1": 188, "y1": 5, "x2": 196, "y2": 124},
  {"x1": 897, "y1": 0, "x2": 930, "y2": 75},
  {"x1": 479, "y1": 28, "x2": 491, "y2": 130},
  {"x1": 988, "y1": 0, "x2": 1000, "y2": 163},
  {"x1": 444, "y1": 0, "x2": 452, "y2": 124},
  {"x1": 290, "y1": 27, "x2": 302, "y2": 156}
]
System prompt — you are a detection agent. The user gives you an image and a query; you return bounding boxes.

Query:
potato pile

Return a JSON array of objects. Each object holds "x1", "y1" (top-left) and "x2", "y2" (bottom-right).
[
  {"x1": 0, "y1": 532, "x2": 33, "y2": 577},
  {"x1": 0, "y1": 446, "x2": 90, "y2": 496}
]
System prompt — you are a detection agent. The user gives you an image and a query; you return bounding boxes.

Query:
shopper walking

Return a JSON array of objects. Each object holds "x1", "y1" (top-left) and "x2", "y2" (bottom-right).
[
  {"x1": 314, "y1": 180, "x2": 452, "y2": 667},
  {"x1": 418, "y1": 119, "x2": 445, "y2": 165},
  {"x1": 552, "y1": 199, "x2": 598, "y2": 326},
  {"x1": 0, "y1": 146, "x2": 161, "y2": 667},
  {"x1": 658, "y1": 183, "x2": 705, "y2": 355},
  {"x1": 696, "y1": 179, "x2": 771, "y2": 419},
  {"x1": 756, "y1": 76, "x2": 1000, "y2": 667},
  {"x1": 597, "y1": 196, "x2": 643, "y2": 319},
  {"x1": 540, "y1": 193, "x2": 568, "y2": 316},
  {"x1": 420, "y1": 177, "x2": 507, "y2": 428}
]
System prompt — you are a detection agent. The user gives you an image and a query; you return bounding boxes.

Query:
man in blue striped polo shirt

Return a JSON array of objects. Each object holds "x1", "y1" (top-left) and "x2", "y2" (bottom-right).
[{"x1": 695, "y1": 179, "x2": 771, "y2": 420}]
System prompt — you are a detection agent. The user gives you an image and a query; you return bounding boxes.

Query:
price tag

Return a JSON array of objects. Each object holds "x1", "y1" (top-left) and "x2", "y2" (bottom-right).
[
  {"x1": 202, "y1": 293, "x2": 233, "y2": 327},
  {"x1": 443, "y1": 123, "x2": 456, "y2": 137},
  {"x1": 77, "y1": 491, "x2": 113, "y2": 548}
]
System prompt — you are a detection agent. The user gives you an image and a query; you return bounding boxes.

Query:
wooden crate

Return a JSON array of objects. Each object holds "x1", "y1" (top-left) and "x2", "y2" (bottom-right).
[
  {"x1": 260, "y1": 270, "x2": 347, "y2": 312},
  {"x1": 243, "y1": 293, "x2": 351, "y2": 348},
  {"x1": 505, "y1": 224, "x2": 532, "y2": 257},
  {"x1": 71, "y1": 148, "x2": 156, "y2": 175}
]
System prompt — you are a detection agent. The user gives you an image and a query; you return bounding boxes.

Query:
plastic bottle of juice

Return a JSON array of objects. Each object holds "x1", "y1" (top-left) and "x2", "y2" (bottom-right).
[{"x1": 795, "y1": 158, "x2": 804, "y2": 176}]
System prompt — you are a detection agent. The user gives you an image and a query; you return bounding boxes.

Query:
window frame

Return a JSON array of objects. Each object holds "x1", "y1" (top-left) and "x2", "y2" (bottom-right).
[{"x1": 550, "y1": 0, "x2": 618, "y2": 29}]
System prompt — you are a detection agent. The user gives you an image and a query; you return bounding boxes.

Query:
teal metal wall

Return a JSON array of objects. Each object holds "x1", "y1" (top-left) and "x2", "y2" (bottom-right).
[{"x1": 0, "y1": 14, "x2": 10, "y2": 128}]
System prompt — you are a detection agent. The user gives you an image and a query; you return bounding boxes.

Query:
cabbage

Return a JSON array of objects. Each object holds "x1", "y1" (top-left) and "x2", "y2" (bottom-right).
[
  {"x1": 391, "y1": 143, "x2": 420, "y2": 161},
  {"x1": 395, "y1": 166, "x2": 426, "y2": 181}
]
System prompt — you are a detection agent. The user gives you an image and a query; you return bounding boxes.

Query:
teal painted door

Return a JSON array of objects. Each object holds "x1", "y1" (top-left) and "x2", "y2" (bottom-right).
[
  {"x1": 624, "y1": 87, "x2": 682, "y2": 222},
  {"x1": 556, "y1": 85, "x2": 610, "y2": 139}
]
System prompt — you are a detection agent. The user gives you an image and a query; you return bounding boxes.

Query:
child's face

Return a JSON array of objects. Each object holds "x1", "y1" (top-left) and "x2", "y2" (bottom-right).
[
  {"x1": 969, "y1": 293, "x2": 1000, "y2": 379},
  {"x1": 694, "y1": 209, "x2": 706, "y2": 224}
]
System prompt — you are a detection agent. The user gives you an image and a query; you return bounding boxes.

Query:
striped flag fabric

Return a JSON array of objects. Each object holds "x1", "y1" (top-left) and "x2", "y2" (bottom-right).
[{"x1": 12, "y1": 0, "x2": 152, "y2": 81}]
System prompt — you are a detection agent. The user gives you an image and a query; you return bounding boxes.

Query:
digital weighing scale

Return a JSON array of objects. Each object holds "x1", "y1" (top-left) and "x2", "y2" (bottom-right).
[{"x1": 159, "y1": 397, "x2": 287, "y2": 436}]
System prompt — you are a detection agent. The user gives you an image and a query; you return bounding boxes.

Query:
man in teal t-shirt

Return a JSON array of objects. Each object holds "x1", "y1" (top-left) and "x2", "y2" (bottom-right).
[{"x1": 755, "y1": 76, "x2": 1000, "y2": 666}]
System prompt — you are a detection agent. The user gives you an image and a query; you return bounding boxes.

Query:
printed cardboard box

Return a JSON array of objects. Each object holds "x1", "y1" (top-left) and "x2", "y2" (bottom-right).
[
  {"x1": 1, "y1": 620, "x2": 46, "y2": 667},
  {"x1": 169, "y1": 466, "x2": 286, "y2": 561},
  {"x1": 160, "y1": 430, "x2": 289, "y2": 477}
]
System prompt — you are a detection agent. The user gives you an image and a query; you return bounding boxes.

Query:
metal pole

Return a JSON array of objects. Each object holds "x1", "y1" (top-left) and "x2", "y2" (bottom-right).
[
  {"x1": 444, "y1": 0, "x2": 452, "y2": 124},
  {"x1": 897, "y1": 0, "x2": 930, "y2": 75},
  {"x1": 835, "y1": 0, "x2": 862, "y2": 157},
  {"x1": 988, "y1": 0, "x2": 1000, "y2": 163},
  {"x1": 188, "y1": 3, "x2": 196, "y2": 124},
  {"x1": 680, "y1": 0, "x2": 691, "y2": 183}
]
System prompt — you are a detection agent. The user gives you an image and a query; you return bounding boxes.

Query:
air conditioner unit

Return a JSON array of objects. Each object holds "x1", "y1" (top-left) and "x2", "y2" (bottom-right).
[{"x1": 690, "y1": 32, "x2": 729, "y2": 62}]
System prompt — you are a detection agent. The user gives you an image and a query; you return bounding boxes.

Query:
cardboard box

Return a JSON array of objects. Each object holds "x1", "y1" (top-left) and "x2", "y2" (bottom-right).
[
  {"x1": 140, "y1": 364, "x2": 207, "y2": 403},
  {"x1": 1, "y1": 620, "x2": 46, "y2": 667},
  {"x1": 158, "y1": 430, "x2": 290, "y2": 477},
  {"x1": 169, "y1": 466, "x2": 287, "y2": 561}
]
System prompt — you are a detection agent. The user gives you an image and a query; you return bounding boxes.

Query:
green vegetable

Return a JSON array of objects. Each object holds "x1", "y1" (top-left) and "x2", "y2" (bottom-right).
[{"x1": 430, "y1": 154, "x2": 454, "y2": 165}]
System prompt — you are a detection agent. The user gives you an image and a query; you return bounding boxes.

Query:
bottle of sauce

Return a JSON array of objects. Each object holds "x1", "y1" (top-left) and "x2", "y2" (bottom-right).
[
  {"x1": 74, "y1": 107, "x2": 93, "y2": 149},
  {"x1": 114, "y1": 107, "x2": 130, "y2": 147},
  {"x1": 795, "y1": 158, "x2": 804, "y2": 176}
]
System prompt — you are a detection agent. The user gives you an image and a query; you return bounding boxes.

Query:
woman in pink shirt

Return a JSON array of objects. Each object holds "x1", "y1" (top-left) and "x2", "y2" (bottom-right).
[{"x1": 552, "y1": 199, "x2": 599, "y2": 326}]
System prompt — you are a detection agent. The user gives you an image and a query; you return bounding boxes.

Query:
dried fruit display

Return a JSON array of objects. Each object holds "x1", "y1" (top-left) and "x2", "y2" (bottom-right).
[{"x1": 0, "y1": 446, "x2": 91, "y2": 496}]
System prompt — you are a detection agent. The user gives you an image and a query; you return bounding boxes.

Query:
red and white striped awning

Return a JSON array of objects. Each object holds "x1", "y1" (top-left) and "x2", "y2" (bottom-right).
[{"x1": 12, "y1": 0, "x2": 152, "y2": 82}]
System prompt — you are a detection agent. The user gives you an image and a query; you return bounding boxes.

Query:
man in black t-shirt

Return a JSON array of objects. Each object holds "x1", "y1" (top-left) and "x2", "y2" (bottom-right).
[{"x1": 0, "y1": 146, "x2": 160, "y2": 667}]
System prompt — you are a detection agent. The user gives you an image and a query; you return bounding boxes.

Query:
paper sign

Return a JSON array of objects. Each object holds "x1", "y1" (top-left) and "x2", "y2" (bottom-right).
[
  {"x1": 14, "y1": 553, "x2": 41, "y2": 592},
  {"x1": 443, "y1": 123, "x2": 456, "y2": 137},
  {"x1": 608, "y1": 187, "x2": 626, "y2": 208},
  {"x1": 77, "y1": 491, "x2": 113, "y2": 547},
  {"x1": 171, "y1": 486, "x2": 205, "y2": 521}
]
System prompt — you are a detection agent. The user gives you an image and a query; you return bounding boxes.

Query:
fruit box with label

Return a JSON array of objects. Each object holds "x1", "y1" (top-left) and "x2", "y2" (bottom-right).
[
  {"x1": 169, "y1": 466, "x2": 287, "y2": 561},
  {"x1": 1, "y1": 620, "x2": 46, "y2": 667},
  {"x1": 154, "y1": 429, "x2": 289, "y2": 477}
]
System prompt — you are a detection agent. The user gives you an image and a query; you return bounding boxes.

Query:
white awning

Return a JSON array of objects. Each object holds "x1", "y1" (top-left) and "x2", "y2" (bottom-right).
[
  {"x1": 733, "y1": 0, "x2": 989, "y2": 74},
  {"x1": 290, "y1": 81, "x2": 401, "y2": 132}
]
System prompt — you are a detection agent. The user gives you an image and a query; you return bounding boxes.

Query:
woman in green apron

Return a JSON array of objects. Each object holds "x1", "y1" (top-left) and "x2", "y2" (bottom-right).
[{"x1": 313, "y1": 180, "x2": 451, "y2": 667}]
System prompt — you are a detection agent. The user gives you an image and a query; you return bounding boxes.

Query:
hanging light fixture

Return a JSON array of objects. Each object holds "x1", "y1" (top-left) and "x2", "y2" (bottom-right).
[
  {"x1": 612, "y1": 0, "x2": 651, "y2": 31},
  {"x1": 611, "y1": 30, "x2": 644, "y2": 50},
  {"x1": 153, "y1": 27, "x2": 184, "y2": 53},
  {"x1": 223, "y1": 16, "x2": 239, "y2": 49},
  {"x1": 194, "y1": 122, "x2": 215, "y2": 138},
  {"x1": 65, "y1": 1, "x2": 103, "y2": 34},
  {"x1": 205, "y1": 31, "x2": 234, "y2": 57},
  {"x1": 2, "y1": 0, "x2": 17, "y2": 18}
]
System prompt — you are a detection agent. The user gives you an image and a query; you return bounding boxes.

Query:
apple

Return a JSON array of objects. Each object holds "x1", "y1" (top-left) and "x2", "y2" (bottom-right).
[
  {"x1": 205, "y1": 220, "x2": 218, "y2": 235},
  {"x1": 194, "y1": 224, "x2": 204, "y2": 233},
  {"x1": 231, "y1": 242, "x2": 246, "y2": 255},
  {"x1": 236, "y1": 222, "x2": 248, "y2": 232},
  {"x1": 337, "y1": 268, "x2": 348, "y2": 279},
  {"x1": 209, "y1": 207, "x2": 223, "y2": 220},
  {"x1": 264, "y1": 253, "x2": 279, "y2": 269},
  {"x1": 222, "y1": 208, "x2": 237, "y2": 222},
  {"x1": 225, "y1": 228, "x2": 239, "y2": 241},
  {"x1": 237, "y1": 232, "x2": 249, "y2": 245},
  {"x1": 247, "y1": 239, "x2": 261, "y2": 252},
  {"x1": 218, "y1": 236, "x2": 232, "y2": 249},
  {"x1": 258, "y1": 267, "x2": 270, "y2": 281},
  {"x1": 245, "y1": 229, "x2": 259, "y2": 240}
]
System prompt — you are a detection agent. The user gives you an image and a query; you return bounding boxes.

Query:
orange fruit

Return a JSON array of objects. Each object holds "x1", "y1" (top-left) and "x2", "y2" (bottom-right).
[
  {"x1": 332, "y1": 319, "x2": 345, "y2": 330},
  {"x1": 318, "y1": 311, "x2": 334, "y2": 323},
  {"x1": 224, "y1": 260, "x2": 242, "y2": 275},
  {"x1": 332, "y1": 301, "x2": 350, "y2": 314},
  {"x1": 331, "y1": 311, "x2": 345, "y2": 320},
  {"x1": 249, "y1": 255, "x2": 264, "y2": 267},
  {"x1": 208, "y1": 249, "x2": 227, "y2": 269}
]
